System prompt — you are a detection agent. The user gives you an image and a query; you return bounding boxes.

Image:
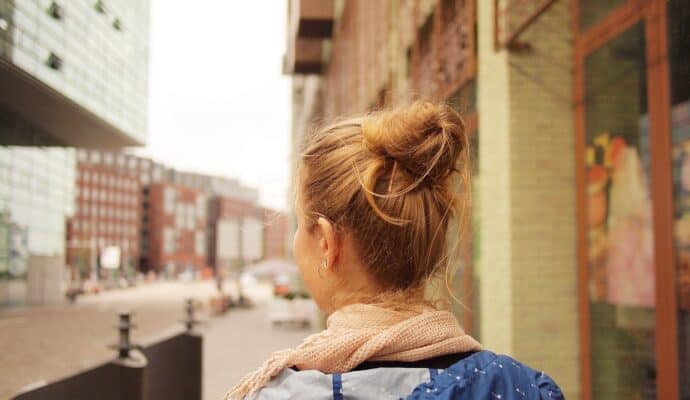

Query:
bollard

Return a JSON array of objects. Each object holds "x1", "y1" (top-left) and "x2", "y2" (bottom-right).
[
  {"x1": 183, "y1": 298, "x2": 201, "y2": 332},
  {"x1": 109, "y1": 311, "x2": 147, "y2": 400},
  {"x1": 110, "y1": 311, "x2": 141, "y2": 359},
  {"x1": 183, "y1": 299, "x2": 203, "y2": 400}
]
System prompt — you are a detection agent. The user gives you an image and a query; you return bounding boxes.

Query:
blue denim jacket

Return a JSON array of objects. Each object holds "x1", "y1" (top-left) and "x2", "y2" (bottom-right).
[{"x1": 246, "y1": 351, "x2": 564, "y2": 399}]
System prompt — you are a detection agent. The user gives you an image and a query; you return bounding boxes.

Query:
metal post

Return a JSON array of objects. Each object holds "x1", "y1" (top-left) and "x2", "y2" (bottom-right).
[
  {"x1": 110, "y1": 311, "x2": 147, "y2": 400},
  {"x1": 110, "y1": 311, "x2": 140, "y2": 359},
  {"x1": 183, "y1": 298, "x2": 200, "y2": 332}
]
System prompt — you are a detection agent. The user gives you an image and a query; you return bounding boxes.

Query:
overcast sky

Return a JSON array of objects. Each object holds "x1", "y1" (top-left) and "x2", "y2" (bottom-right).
[{"x1": 138, "y1": 1, "x2": 292, "y2": 212}]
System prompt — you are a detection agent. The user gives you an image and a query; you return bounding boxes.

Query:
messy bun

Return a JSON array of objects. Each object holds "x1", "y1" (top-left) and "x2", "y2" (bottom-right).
[
  {"x1": 299, "y1": 100, "x2": 470, "y2": 292},
  {"x1": 361, "y1": 101, "x2": 466, "y2": 190}
]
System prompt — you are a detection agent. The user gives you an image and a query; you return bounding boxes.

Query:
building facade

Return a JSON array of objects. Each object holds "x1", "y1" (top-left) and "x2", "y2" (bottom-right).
[
  {"x1": 66, "y1": 153, "x2": 141, "y2": 281},
  {"x1": 73, "y1": 150, "x2": 170, "y2": 272},
  {"x1": 286, "y1": 0, "x2": 690, "y2": 398},
  {"x1": 0, "y1": 0, "x2": 151, "y2": 305},
  {"x1": 262, "y1": 208, "x2": 289, "y2": 260},
  {"x1": 208, "y1": 196, "x2": 263, "y2": 274},
  {"x1": 0, "y1": 147, "x2": 75, "y2": 304},
  {"x1": 168, "y1": 170, "x2": 259, "y2": 204},
  {"x1": 0, "y1": 0, "x2": 150, "y2": 147},
  {"x1": 147, "y1": 183, "x2": 207, "y2": 275}
]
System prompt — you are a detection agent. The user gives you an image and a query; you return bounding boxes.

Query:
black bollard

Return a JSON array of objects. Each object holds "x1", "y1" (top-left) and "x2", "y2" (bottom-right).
[
  {"x1": 183, "y1": 298, "x2": 201, "y2": 332},
  {"x1": 111, "y1": 312, "x2": 138, "y2": 359},
  {"x1": 109, "y1": 311, "x2": 147, "y2": 400}
]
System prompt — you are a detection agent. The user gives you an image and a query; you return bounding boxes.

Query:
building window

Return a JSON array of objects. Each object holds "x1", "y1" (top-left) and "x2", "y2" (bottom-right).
[
  {"x1": 47, "y1": 2, "x2": 65, "y2": 20},
  {"x1": 163, "y1": 227, "x2": 175, "y2": 254},
  {"x1": 583, "y1": 22, "x2": 655, "y2": 398},
  {"x1": 195, "y1": 231, "x2": 205, "y2": 256},
  {"x1": 164, "y1": 187, "x2": 176, "y2": 214},
  {"x1": 196, "y1": 195, "x2": 206, "y2": 220},
  {"x1": 668, "y1": 0, "x2": 690, "y2": 395},
  {"x1": 46, "y1": 52, "x2": 63, "y2": 71},
  {"x1": 183, "y1": 204, "x2": 193, "y2": 230},
  {"x1": 94, "y1": 0, "x2": 106, "y2": 14},
  {"x1": 175, "y1": 204, "x2": 185, "y2": 229}
]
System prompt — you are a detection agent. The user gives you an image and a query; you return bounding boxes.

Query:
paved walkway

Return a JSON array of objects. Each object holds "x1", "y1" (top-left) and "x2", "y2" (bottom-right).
[
  {"x1": 203, "y1": 306, "x2": 315, "y2": 400},
  {"x1": 0, "y1": 280, "x2": 317, "y2": 400}
]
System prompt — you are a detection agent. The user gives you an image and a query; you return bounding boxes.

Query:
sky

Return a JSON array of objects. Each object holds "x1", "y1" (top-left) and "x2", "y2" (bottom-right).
[{"x1": 139, "y1": 1, "x2": 292, "y2": 212}]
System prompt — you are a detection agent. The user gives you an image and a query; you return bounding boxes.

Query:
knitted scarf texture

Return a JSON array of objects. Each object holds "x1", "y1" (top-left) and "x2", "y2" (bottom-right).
[{"x1": 225, "y1": 302, "x2": 482, "y2": 399}]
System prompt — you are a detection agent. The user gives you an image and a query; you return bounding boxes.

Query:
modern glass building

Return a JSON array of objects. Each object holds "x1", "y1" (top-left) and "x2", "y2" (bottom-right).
[
  {"x1": 0, "y1": 0, "x2": 150, "y2": 146},
  {"x1": 0, "y1": 146, "x2": 75, "y2": 304},
  {"x1": 0, "y1": 0, "x2": 150, "y2": 305}
]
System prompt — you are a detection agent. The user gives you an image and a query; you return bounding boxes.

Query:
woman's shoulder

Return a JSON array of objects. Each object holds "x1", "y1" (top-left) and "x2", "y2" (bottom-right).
[
  {"x1": 247, "y1": 351, "x2": 564, "y2": 399},
  {"x1": 406, "y1": 350, "x2": 565, "y2": 399},
  {"x1": 247, "y1": 365, "x2": 432, "y2": 399}
]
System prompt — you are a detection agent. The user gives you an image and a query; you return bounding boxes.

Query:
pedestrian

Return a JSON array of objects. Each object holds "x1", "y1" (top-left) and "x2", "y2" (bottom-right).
[{"x1": 225, "y1": 101, "x2": 564, "y2": 399}]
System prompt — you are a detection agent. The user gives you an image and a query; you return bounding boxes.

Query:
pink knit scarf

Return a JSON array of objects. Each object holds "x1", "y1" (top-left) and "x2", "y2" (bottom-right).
[{"x1": 225, "y1": 303, "x2": 482, "y2": 399}]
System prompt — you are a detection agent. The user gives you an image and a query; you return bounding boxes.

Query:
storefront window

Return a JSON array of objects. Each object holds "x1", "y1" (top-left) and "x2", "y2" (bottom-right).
[
  {"x1": 578, "y1": 0, "x2": 627, "y2": 31},
  {"x1": 667, "y1": 0, "x2": 690, "y2": 397},
  {"x1": 584, "y1": 22, "x2": 656, "y2": 398}
]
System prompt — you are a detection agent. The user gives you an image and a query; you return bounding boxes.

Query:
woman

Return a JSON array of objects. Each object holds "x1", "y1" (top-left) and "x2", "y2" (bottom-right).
[{"x1": 226, "y1": 101, "x2": 563, "y2": 399}]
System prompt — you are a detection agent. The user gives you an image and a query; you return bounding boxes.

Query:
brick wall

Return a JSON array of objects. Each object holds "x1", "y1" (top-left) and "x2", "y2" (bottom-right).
[
  {"x1": 67, "y1": 163, "x2": 141, "y2": 277},
  {"x1": 148, "y1": 183, "x2": 206, "y2": 273}
]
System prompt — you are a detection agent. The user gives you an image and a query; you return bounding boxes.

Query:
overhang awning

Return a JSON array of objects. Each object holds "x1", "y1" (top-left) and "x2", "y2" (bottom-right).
[{"x1": 0, "y1": 58, "x2": 144, "y2": 148}]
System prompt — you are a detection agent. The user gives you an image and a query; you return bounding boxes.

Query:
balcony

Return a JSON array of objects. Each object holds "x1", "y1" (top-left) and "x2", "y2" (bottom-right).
[{"x1": 284, "y1": 0, "x2": 334, "y2": 75}]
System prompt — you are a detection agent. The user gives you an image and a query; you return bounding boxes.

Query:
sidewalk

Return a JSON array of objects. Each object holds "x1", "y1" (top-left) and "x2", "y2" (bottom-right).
[
  {"x1": 202, "y1": 304, "x2": 315, "y2": 399},
  {"x1": 0, "y1": 279, "x2": 316, "y2": 400}
]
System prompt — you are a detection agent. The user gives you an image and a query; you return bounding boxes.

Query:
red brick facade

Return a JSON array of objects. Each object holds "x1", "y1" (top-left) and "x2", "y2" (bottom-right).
[
  {"x1": 148, "y1": 183, "x2": 207, "y2": 274},
  {"x1": 320, "y1": 0, "x2": 476, "y2": 118},
  {"x1": 67, "y1": 163, "x2": 141, "y2": 277}
]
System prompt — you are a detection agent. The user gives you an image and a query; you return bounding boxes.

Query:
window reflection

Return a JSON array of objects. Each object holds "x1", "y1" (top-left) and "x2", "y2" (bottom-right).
[
  {"x1": 667, "y1": 0, "x2": 690, "y2": 397},
  {"x1": 584, "y1": 22, "x2": 656, "y2": 398}
]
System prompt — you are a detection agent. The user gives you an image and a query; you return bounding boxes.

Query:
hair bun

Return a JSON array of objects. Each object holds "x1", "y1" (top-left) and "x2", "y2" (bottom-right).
[{"x1": 362, "y1": 100, "x2": 466, "y2": 187}]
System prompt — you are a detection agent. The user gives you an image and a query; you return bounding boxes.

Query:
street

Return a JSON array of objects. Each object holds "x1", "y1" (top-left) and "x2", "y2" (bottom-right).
[{"x1": 0, "y1": 280, "x2": 316, "y2": 400}]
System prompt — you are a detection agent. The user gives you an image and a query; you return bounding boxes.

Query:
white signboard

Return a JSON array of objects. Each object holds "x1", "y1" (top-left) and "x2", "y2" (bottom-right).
[
  {"x1": 217, "y1": 219, "x2": 240, "y2": 259},
  {"x1": 100, "y1": 246, "x2": 121, "y2": 270},
  {"x1": 241, "y1": 217, "x2": 264, "y2": 261}
]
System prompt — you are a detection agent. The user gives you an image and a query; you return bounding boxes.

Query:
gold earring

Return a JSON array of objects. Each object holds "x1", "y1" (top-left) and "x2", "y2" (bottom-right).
[{"x1": 318, "y1": 257, "x2": 327, "y2": 279}]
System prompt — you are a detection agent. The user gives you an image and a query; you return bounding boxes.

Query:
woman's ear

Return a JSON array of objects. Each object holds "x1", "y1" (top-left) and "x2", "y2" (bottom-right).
[{"x1": 317, "y1": 217, "x2": 339, "y2": 269}]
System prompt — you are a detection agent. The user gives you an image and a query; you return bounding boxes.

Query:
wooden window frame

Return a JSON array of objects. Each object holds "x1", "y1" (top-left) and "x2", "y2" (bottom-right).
[{"x1": 572, "y1": 0, "x2": 679, "y2": 399}]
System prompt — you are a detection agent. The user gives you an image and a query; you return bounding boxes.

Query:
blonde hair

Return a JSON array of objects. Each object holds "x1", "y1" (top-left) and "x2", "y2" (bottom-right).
[{"x1": 298, "y1": 100, "x2": 470, "y2": 294}]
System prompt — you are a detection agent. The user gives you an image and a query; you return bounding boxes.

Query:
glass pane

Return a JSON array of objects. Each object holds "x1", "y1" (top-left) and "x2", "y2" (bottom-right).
[
  {"x1": 668, "y1": 0, "x2": 690, "y2": 397},
  {"x1": 584, "y1": 22, "x2": 656, "y2": 398},
  {"x1": 578, "y1": 0, "x2": 627, "y2": 31}
]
